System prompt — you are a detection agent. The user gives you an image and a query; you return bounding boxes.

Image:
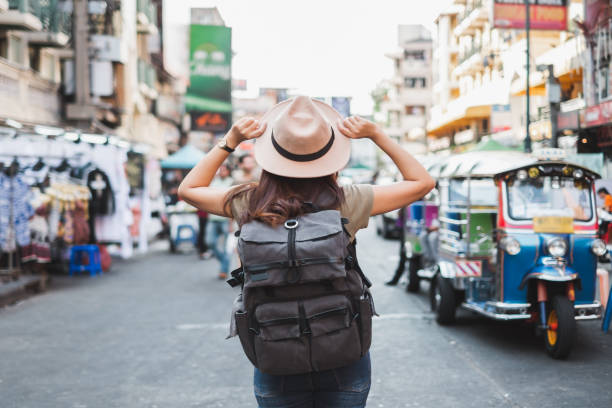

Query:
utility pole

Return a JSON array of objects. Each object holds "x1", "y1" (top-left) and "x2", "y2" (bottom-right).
[
  {"x1": 524, "y1": 0, "x2": 532, "y2": 153},
  {"x1": 544, "y1": 64, "x2": 561, "y2": 148},
  {"x1": 66, "y1": 0, "x2": 95, "y2": 125}
]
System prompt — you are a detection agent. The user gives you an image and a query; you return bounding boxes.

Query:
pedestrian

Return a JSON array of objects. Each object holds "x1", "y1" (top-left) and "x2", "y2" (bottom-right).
[
  {"x1": 598, "y1": 187, "x2": 612, "y2": 212},
  {"x1": 206, "y1": 164, "x2": 233, "y2": 279},
  {"x1": 178, "y1": 96, "x2": 434, "y2": 407},
  {"x1": 233, "y1": 153, "x2": 259, "y2": 183},
  {"x1": 196, "y1": 210, "x2": 211, "y2": 259},
  {"x1": 386, "y1": 206, "x2": 408, "y2": 285}
]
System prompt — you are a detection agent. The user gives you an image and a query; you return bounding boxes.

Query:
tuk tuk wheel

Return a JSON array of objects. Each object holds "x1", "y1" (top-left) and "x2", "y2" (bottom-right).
[
  {"x1": 406, "y1": 255, "x2": 421, "y2": 293},
  {"x1": 545, "y1": 295, "x2": 576, "y2": 359},
  {"x1": 430, "y1": 274, "x2": 456, "y2": 325}
]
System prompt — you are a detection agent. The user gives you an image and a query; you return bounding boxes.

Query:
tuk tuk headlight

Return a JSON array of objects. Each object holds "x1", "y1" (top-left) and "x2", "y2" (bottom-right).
[
  {"x1": 591, "y1": 239, "x2": 607, "y2": 256},
  {"x1": 547, "y1": 238, "x2": 567, "y2": 257},
  {"x1": 501, "y1": 237, "x2": 521, "y2": 255}
]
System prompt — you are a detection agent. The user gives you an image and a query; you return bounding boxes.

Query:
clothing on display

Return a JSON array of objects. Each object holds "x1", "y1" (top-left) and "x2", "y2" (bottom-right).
[{"x1": 0, "y1": 172, "x2": 34, "y2": 252}]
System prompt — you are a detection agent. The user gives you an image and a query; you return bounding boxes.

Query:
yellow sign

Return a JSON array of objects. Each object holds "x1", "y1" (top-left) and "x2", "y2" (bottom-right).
[{"x1": 533, "y1": 216, "x2": 574, "y2": 234}]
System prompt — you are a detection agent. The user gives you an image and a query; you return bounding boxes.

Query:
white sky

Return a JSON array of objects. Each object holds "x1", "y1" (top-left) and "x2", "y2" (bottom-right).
[{"x1": 164, "y1": 0, "x2": 452, "y2": 115}]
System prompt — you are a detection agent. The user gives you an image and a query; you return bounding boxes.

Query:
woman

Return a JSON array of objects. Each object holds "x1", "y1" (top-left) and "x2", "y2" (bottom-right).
[{"x1": 179, "y1": 96, "x2": 434, "y2": 407}]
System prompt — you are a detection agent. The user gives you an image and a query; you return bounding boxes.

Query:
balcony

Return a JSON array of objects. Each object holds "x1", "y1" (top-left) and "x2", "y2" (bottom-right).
[
  {"x1": 453, "y1": 44, "x2": 483, "y2": 77},
  {"x1": 0, "y1": 1, "x2": 71, "y2": 46},
  {"x1": 137, "y1": 0, "x2": 158, "y2": 35},
  {"x1": 453, "y1": 1, "x2": 488, "y2": 37}
]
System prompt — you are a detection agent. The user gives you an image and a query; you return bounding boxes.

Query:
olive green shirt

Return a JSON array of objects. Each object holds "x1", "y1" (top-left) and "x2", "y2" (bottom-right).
[{"x1": 229, "y1": 184, "x2": 374, "y2": 241}]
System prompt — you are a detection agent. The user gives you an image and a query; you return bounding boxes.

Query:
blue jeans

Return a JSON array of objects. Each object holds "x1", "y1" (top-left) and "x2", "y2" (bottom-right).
[
  {"x1": 206, "y1": 219, "x2": 230, "y2": 273},
  {"x1": 254, "y1": 353, "x2": 371, "y2": 408}
]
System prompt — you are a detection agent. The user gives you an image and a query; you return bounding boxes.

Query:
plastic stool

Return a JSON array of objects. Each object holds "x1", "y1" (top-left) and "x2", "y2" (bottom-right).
[
  {"x1": 174, "y1": 224, "x2": 197, "y2": 247},
  {"x1": 69, "y1": 245, "x2": 102, "y2": 276}
]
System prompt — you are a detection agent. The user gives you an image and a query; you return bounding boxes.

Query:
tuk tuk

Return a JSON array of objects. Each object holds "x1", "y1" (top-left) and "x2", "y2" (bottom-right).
[
  {"x1": 402, "y1": 168, "x2": 441, "y2": 293},
  {"x1": 428, "y1": 150, "x2": 604, "y2": 359}
]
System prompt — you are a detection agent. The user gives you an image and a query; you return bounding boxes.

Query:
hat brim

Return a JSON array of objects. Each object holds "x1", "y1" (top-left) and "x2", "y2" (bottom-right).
[{"x1": 254, "y1": 98, "x2": 351, "y2": 178}]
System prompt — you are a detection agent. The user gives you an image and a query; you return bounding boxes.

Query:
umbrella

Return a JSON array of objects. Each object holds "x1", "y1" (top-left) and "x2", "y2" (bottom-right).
[{"x1": 161, "y1": 144, "x2": 205, "y2": 169}]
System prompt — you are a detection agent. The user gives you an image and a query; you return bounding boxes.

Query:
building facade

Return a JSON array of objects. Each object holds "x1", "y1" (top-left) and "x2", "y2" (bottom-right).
[
  {"x1": 428, "y1": 0, "x2": 584, "y2": 153},
  {"x1": 380, "y1": 24, "x2": 432, "y2": 154}
]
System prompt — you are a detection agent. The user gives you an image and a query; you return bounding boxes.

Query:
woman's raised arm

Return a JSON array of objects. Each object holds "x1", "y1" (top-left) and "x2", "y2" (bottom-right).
[
  {"x1": 337, "y1": 116, "x2": 435, "y2": 216},
  {"x1": 178, "y1": 118, "x2": 266, "y2": 216}
]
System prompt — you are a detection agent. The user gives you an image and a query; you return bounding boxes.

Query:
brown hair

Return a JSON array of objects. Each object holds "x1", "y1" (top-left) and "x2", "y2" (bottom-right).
[{"x1": 224, "y1": 170, "x2": 345, "y2": 226}]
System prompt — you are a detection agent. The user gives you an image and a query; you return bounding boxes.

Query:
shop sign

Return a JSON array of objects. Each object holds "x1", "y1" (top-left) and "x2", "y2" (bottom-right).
[
  {"x1": 492, "y1": 0, "x2": 568, "y2": 31},
  {"x1": 331, "y1": 97, "x2": 351, "y2": 118},
  {"x1": 557, "y1": 110, "x2": 580, "y2": 130},
  {"x1": 597, "y1": 127, "x2": 612, "y2": 147},
  {"x1": 428, "y1": 137, "x2": 451, "y2": 151},
  {"x1": 186, "y1": 25, "x2": 232, "y2": 132},
  {"x1": 454, "y1": 129, "x2": 475, "y2": 145},
  {"x1": 190, "y1": 111, "x2": 231, "y2": 133},
  {"x1": 491, "y1": 104, "x2": 512, "y2": 133},
  {"x1": 584, "y1": 100, "x2": 612, "y2": 127}
]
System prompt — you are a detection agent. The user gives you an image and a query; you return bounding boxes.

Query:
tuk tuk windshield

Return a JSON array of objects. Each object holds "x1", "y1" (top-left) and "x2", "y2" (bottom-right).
[
  {"x1": 507, "y1": 177, "x2": 593, "y2": 221},
  {"x1": 449, "y1": 179, "x2": 497, "y2": 207}
]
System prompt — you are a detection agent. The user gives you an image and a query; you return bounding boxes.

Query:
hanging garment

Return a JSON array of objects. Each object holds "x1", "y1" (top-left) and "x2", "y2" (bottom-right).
[
  {"x1": 87, "y1": 169, "x2": 115, "y2": 216},
  {"x1": 0, "y1": 173, "x2": 33, "y2": 251},
  {"x1": 21, "y1": 206, "x2": 51, "y2": 263}
]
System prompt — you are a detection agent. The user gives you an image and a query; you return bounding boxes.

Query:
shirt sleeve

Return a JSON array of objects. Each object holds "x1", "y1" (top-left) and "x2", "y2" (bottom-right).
[
  {"x1": 340, "y1": 184, "x2": 374, "y2": 240},
  {"x1": 605, "y1": 195, "x2": 612, "y2": 211}
]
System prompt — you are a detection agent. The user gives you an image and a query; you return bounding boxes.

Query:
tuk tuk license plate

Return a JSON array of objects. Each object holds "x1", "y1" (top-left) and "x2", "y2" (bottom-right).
[{"x1": 533, "y1": 216, "x2": 574, "y2": 234}]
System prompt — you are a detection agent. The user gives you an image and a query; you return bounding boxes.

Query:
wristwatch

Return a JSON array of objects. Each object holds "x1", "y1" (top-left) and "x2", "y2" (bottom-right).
[{"x1": 217, "y1": 137, "x2": 236, "y2": 153}]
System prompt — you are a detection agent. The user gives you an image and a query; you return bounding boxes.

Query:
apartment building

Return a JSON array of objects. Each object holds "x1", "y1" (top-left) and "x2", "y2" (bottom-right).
[
  {"x1": 380, "y1": 25, "x2": 432, "y2": 153},
  {"x1": 0, "y1": 0, "x2": 71, "y2": 125},
  {"x1": 428, "y1": 0, "x2": 583, "y2": 152},
  {"x1": 0, "y1": 0, "x2": 182, "y2": 158}
]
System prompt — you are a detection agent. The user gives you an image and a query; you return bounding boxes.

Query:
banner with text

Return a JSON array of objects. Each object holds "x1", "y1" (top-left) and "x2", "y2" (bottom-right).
[
  {"x1": 492, "y1": 0, "x2": 567, "y2": 31},
  {"x1": 186, "y1": 25, "x2": 232, "y2": 132}
]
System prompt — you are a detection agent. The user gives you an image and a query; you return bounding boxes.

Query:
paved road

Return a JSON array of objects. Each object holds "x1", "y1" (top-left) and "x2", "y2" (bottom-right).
[{"x1": 1, "y1": 223, "x2": 611, "y2": 407}]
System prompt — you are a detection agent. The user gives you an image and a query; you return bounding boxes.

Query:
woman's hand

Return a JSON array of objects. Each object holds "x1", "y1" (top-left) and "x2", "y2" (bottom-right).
[
  {"x1": 228, "y1": 117, "x2": 267, "y2": 147},
  {"x1": 337, "y1": 116, "x2": 382, "y2": 141}
]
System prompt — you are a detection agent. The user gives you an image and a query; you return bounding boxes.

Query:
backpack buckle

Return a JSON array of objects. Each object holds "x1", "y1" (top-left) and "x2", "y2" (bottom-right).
[{"x1": 284, "y1": 219, "x2": 299, "y2": 229}]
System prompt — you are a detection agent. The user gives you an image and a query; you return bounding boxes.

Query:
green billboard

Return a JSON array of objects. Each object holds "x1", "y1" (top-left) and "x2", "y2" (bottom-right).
[{"x1": 186, "y1": 25, "x2": 232, "y2": 132}]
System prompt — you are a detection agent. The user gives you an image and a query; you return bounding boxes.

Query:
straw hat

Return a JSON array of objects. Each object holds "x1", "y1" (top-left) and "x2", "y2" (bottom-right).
[{"x1": 254, "y1": 96, "x2": 350, "y2": 178}]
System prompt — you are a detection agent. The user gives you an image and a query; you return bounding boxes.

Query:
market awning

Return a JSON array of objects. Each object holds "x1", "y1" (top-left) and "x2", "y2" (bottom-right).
[
  {"x1": 427, "y1": 105, "x2": 491, "y2": 136},
  {"x1": 160, "y1": 144, "x2": 205, "y2": 169}
]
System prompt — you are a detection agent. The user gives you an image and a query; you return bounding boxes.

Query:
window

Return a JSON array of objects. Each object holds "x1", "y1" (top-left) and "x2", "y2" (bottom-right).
[
  {"x1": 404, "y1": 50, "x2": 425, "y2": 61},
  {"x1": 404, "y1": 77, "x2": 426, "y2": 88},
  {"x1": 507, "y1": 177, "x2": 593, "y2": 221},
  {"x1": 405, "y1": 105, "x2": 425, "y2": 115}
]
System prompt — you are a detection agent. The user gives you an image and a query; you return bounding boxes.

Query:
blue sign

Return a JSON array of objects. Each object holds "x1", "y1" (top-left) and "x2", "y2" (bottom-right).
[{"x1": 331, "y1": 97, "x2": 351, "y2": 118}]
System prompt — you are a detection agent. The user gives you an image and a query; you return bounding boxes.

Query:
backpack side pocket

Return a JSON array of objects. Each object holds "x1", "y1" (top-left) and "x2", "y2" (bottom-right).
[
  {"x1": 235, "y1": 310, "x2": 257, "y2": 366},
  {"x1": 359, "y1": 297, "x2": 373, "y2": 356}
]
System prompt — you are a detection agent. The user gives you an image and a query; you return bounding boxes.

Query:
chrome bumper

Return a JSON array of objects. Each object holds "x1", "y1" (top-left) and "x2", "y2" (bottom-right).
[
  {"x1": 462, "y1": 301, "x2": 531, "y2": 321},
  {"x1": 574, "y1": 302, "x2": 602, "y2": 321}
]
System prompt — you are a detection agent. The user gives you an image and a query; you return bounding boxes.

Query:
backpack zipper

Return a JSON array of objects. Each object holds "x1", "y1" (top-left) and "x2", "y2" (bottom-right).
[{"x1": 287, "y1": 223, "x2": 299, "y2": 283}]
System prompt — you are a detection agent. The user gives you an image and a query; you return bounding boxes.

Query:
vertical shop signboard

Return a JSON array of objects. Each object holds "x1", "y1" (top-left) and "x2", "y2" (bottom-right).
[
  {"x1": 331, "y1": 97, "x2": 351, "y2": 118},
  {"x1": 492, "y1": 0, "x2": 568, "y2": 31},
  {"x1": 186, "y1": 25, "x2": 232, "y2": 133}
]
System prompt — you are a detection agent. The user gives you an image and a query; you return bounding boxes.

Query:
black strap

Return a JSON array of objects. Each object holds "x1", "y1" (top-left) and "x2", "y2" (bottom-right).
[
  {"x1": 226, "y1": 267, "x2": 245, "y2": 287},
  {"x1": 346, "y1": 240, "x2": 372, "y2": 288},
  {"x1": 245, "y1": 257, "x2": 344, "y2": 274},
  {"x1": 271, "y1": 128, "x2": 335, "y2": 162}
]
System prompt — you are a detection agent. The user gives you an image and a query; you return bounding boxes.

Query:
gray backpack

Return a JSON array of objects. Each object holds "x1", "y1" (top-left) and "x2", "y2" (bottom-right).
[{"x1": 228, "y1": 209, "x2": 375, "y2": 375}]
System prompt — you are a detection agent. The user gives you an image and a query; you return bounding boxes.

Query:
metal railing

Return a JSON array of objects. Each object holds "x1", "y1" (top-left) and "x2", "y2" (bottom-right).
[
  {"x1": 458, "y1": 0, "x2": 484, "y2": 24},
  {"x1": 9, "y1": 0, "x2": 72, "y2": 35},
  {"x1": 458, "y1": 44, "x2": 482, "y2": 64}
]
